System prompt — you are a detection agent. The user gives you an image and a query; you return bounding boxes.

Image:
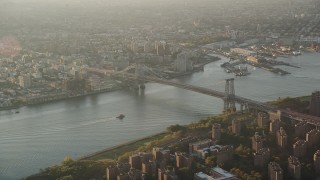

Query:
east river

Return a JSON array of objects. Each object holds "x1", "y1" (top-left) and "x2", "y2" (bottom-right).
[{"x1": 0, "y1": 53, "x2": 319, "y2": 179}]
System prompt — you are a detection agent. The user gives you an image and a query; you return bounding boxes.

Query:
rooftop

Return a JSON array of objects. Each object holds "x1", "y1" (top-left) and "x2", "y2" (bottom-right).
[{"x1": 211, "y1": 167, "x2": 236, "y2": 180}]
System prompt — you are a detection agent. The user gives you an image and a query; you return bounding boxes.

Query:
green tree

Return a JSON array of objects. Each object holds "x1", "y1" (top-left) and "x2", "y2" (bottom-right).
[
  {"x1": 57, "y1": 175, "x2": 73, "y2": 180},
  {"x1": 167, "y1": 124, "x2": 187, "y2": 133},
  {"x1": 205, "y1": 156, "x2": 217, "y2": 167}
]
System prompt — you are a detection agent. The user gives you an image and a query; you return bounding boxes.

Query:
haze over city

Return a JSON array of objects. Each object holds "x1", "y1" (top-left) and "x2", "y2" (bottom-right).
[{"x1": 0, "y1": 0, "x2": 320, "y2": 179}]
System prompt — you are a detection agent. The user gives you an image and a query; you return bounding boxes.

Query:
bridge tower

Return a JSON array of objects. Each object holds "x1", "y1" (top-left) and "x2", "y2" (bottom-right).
[
  {"x1": 224, "y1": 78, "x2": 236, "y2": 112},
  {"x1": 135, "y1": 64, "x2": 145, "y2": 90}
]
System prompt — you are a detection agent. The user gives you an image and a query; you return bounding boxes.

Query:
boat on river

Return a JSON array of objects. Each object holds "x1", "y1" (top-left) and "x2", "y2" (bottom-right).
[{"x1": 116, "y1": 114, "x2": 125, "y2": 119}]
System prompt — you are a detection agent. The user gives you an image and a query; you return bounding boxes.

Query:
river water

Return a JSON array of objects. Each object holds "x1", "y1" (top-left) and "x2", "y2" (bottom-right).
[{"x1": 0, "y1": 53, "x2": 319, "y2": 179}]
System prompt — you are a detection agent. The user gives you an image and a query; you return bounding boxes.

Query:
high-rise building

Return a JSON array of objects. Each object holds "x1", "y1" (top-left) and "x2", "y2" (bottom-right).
[
  {"x1": 306, "y1": 129, "x2": 320, "y2": 149},
  {"x1": 270, "y1": 119, "x2": 281, "y2": 134},
  {"x1": 277, "y1": 127, "x2": 287, "y2": 149},
  {"x1": 294, "y1": 121, "x2": 308, "y2": 138},
  {"x1": 128, "y1": 168, "x2": 142, "y2": 180},
  {"x1": 217, "y1": 145, "x2": 233, "y2": 165},
  {"x1": 117, "y1": 173, "x2": 130, "y2": 180},
  {"x1": 314, "y1": 150, "x2": 320, "y2": 173},
  {"x1": 232, "y1": 119, "x2": 241, "y2": 136},
  {"x1": 268, "y1": 162, "x2": 283, "y2": 180},
  {"x1": 158, "y1": 168, "x2": 178, "y2": 180},
  {"x1": 152, "y1": 147, "x2": 170, "y2": 162},
  {"x1": 129, "y1": 152, "x2": 153, "y2": 171},
  {"x1": 258, "y1": 112, "x2": 269, "y2": 128},
  {"x1": 175, "y1": 152, "x2": 193, "y2": 168},
  {"x1": 252, "y1": 132, "x2": 263, "y2": 152},
  {"x1": 212, "y1": 123, "x2": 221, "y2": 141},
  {"x1": 268, "y1": 111, "x2": 281, "y2": 122},
  {"x1": 175, "y1": 52, "x2": 193, "y2": 73},
  {"x1": 142, "y1": 152, "x2": 153, "y2": 163},
  {"x1": 253, "y1": 148, "x2": 270, "y2": 168},
  {"x1": 288, "y1": 156, "x2": 301, "y2": 180},
  {"x1": 129, "y1": 154, "x2": 142, "y2": 170},
  {"x1": 141, "y1": 161, "x2": 156, "y2": 177},
  {"x1": 310, "y1": 91, "x2": 320, "y2": 117},
  {"x1": 293, "y1": 140, "x2": 307, "y2": 158},
  {"x1": 106, "y1": 165, "x2": 118, "y2": 180},
  {"x1": 106, "y1": 163, "x2": 131, "y2": 180}
]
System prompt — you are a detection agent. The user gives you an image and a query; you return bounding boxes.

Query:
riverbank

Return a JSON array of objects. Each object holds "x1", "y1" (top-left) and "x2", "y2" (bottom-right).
[
  {"x1": 23, "y1": 92, "x2": 316, "y2": 180},
  {"x1": 80, "y1": 95, "x2": 313, "y2": 162},
  {"x1": 0, "y1": 57, "x2": 221, "y2": 113},
  {"x1": 0, "y1": 86, "x2": 122, "y2": 112},
  {"x1": 79, "y1": 132, "x2": 169, "y2": 161}
]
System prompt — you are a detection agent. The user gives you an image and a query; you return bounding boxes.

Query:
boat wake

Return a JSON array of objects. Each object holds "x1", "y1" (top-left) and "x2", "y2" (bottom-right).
[{"x1": 293, "y1": 76, "x2": 308, "y2": 79}]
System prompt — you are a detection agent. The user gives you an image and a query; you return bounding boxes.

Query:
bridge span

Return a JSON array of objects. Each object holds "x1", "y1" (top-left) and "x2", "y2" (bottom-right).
[
  {"x1": 88, "y1": 68, "x2": 319, "y2": 125},
  {"x1": 281, "y1": 109, "x2": 320, "y2": 125},
  {"x1": 110, "y1": 71, "x2": 277, "y2": 112}
]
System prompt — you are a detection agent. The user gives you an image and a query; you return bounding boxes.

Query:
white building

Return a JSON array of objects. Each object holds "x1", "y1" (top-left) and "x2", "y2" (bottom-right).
[{"x1": 194, "y1": 167, "x2": 236, "y2": 180}]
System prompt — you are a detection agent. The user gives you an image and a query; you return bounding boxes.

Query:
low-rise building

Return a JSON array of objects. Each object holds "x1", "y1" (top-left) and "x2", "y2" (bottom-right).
[
  {"x1": 194, "y1": 167, "x2": 236, "y2": 180},
  {"x1": 189, "y1": 139, "x2": 214, "y2": 154},
  {"x1": 202, "y1": 40, "x2": 236, "y2": 49},
  {"x1": 230, "y1": 48, "x2": 257, "y2": 56},
  {"x1": 194, "y1": 144, "x2": 222, "y2": 159}
]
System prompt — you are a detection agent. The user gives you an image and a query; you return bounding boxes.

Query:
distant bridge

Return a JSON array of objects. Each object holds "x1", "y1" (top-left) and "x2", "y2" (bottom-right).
[
  {"x1": 107, "y1": 70, "x2": 277, "y2": 112},
  {"x1": 88, "y1": 66, "x2": 320, "y2": 125}
]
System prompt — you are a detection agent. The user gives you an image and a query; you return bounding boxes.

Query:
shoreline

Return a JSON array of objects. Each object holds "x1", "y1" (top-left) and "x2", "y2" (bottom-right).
[
  {"x1": 0, "y1": 86, "x2": 122, "y2": 112},
  {"x1": 1, "y1": 58, "x2": 220, "y2": 112},
  {"x1": 78, "y1": 95, "x2": 312, "y2": 162},
  {"x1": 78, "y1": 131, "x2": 168, "y2": 161}
]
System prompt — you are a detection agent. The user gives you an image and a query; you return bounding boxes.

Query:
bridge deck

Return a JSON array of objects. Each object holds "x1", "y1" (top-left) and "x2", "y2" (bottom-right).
[{"x1": 110, "y1": 72, "x2": 276, "y2": 111}]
